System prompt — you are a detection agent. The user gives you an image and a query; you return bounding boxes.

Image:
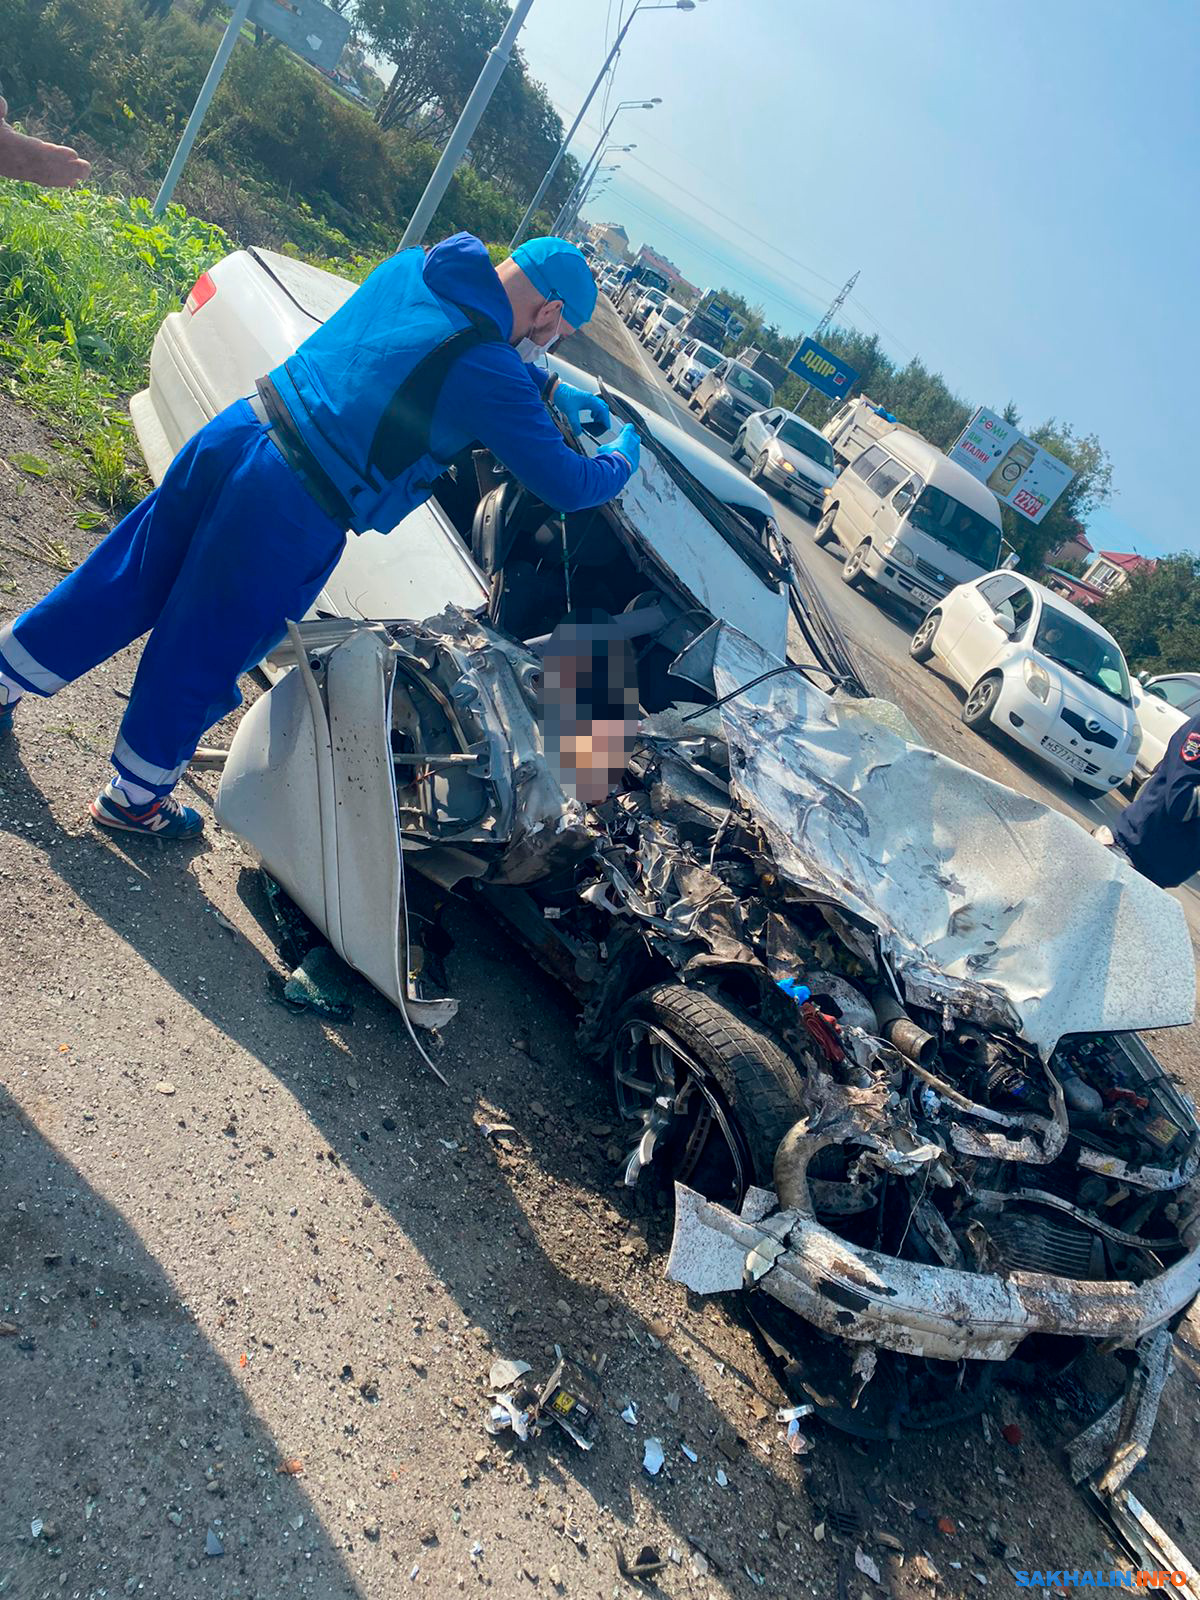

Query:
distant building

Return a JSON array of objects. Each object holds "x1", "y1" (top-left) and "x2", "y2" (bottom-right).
[
  {"x1": 1046, "y1": 524, "x2": 1093, "y2": 570},
  {"x1": 1042, "y1": 567, "x2": 1107, "y2": 608},
  {"x1": 588, "y1": 223, "x2": 630, "y2": 265},
  {"x1": 1082, "y1": 549, "x2": 1156, "y2": 595},
  {"x1": 632, "y1": 244, "x2": 698, "y2": 300}
]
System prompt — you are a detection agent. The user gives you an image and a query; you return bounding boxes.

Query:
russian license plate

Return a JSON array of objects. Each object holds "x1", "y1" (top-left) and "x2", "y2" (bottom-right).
[{"x1": 1041, "y1": 735, "x2": 1089, "y2": 773}]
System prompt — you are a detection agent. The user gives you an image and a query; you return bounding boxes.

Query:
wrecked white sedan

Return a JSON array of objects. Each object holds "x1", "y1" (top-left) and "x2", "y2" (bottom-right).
[
  {"x1": 216, "y1": 594, "x2": 1199, "y2": 1482},
  {"x1": 136, "y1": 246, "x2": 1200, "y2": 1489}
]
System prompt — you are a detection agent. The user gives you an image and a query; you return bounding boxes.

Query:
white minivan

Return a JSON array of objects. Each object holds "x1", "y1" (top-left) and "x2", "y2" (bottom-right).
[
  {"x1": 815, "y1": 431, "x2": 1006, "y2": 612},
  {"x1": 642, "y1": 299, "x2": 687, "y2": 356}
]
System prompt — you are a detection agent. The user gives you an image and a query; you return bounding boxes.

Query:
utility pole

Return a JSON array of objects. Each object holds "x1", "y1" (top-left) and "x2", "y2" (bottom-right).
[
  {"x1": 509, "y1": 0, "x2": 694, "y2": 247},
  {"x1": 399, "y1": 0, "x2": 536, "y2": 249},
  {"x1": 791, "y1": 269, "x2": 860, "y2": 413},
  {"x1": 153, "y1": 0, "x2": 253, "y2": 215},
  {"x1": 811, "y1": 269, "x2": 859, "y2": 340}
]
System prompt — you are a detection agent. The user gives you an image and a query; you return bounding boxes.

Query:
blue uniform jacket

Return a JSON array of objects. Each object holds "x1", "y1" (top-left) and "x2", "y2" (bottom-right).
[
  {"x1": 1113, "y1": 713, "x2": 1200, "y2": 888},
  {"x1": 266, "y1": 233, "x2": 629, "y2": 535}
]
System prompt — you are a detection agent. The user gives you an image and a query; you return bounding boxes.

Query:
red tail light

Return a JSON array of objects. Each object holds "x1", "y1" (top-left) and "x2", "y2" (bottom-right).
[{"x1": 185, "y1": 272, "x2": 217, "y2": 315}]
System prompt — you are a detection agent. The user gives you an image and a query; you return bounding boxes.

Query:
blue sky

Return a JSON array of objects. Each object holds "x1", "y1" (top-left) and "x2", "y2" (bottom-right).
[{"x1": 516, "y1": 0, "x2": 1200, "y2": 556}]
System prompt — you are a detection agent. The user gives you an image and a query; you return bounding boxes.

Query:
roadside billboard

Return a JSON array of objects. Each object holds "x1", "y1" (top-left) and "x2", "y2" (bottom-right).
[
  {"x1": 949, "y1": 408, "x2": 1074, "y2": 525},
  {"x1": 788, "y1": 337, "x2": 859, "y2": 400},
  {"x1": 248, "y1": 0, "x2": 351, "y2": 70}
]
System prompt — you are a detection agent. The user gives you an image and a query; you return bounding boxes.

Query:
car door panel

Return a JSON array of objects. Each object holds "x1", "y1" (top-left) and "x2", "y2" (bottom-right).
[{"x1": 944, "y1": 587, "x2": 998, "y2": 685}]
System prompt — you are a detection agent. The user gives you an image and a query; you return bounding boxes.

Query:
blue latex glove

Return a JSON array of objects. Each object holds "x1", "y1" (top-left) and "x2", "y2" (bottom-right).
[
  {"x1": 554, "y1": 380, "x2": 611, "y2": 436},
  {"x1": 597, "y1": 421, "x2": 640, "y2": 477}
]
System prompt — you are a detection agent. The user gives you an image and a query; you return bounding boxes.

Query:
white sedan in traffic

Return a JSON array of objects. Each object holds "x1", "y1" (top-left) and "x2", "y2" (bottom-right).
[
  {"x1": 909, "y1": 572, "x2": 1140, "y2": 794},
  {"x1": 1132, "y1": 671, "x2": 1200, "y2": 783}
]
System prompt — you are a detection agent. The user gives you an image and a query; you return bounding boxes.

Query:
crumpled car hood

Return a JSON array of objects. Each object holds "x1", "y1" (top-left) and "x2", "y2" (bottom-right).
[{"x1": 706, "y1": 626, "x2": 1196, "y2": 1056}]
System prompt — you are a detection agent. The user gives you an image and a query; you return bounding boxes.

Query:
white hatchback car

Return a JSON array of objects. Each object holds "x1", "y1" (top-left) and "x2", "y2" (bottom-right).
[
  {"x1": 1132, "y1": 672, "x2": 1200, "y2": 783},
  {"x1": 910, "y1": 572, "x2": 1140, "y2": 794}
]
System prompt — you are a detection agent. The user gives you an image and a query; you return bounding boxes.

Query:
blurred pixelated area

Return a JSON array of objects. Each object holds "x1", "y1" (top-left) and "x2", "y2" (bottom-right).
[{"x1": 540, "y1": 611, "x2": 640, "y2": 803}]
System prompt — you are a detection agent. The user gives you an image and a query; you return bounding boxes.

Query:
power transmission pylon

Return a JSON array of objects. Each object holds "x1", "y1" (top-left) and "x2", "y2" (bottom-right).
[{"x1": 811, "y1": 269, "x2": 859, "y2": 339}]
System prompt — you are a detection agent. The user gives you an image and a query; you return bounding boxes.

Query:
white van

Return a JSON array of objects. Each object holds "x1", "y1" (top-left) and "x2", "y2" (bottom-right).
[
  {"x1": 642, "y1": 299, "x2": 687, "y2": 355},
  {"x1": 814, "y1": 431, "x2": 1006, "y2": 611}
]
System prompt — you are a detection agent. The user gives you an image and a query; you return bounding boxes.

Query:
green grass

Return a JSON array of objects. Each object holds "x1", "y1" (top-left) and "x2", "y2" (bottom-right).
[{"x1": 0, "y1": 183, "x2": 231, "y2": 510}]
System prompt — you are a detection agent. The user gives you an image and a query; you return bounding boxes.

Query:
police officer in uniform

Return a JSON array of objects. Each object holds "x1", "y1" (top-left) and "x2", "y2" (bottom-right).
[
  {"x1": 0, "y1": 233, "x2": 638, "y2": 837},
  {"x1": 1095, "y1": 713, "x2": 1200, "y2": 888}
]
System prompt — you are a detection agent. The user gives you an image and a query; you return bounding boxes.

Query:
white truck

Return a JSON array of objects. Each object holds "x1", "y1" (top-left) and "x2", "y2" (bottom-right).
[{"x1": 824, "y1": 395, "x2": 908, "y2": 465}]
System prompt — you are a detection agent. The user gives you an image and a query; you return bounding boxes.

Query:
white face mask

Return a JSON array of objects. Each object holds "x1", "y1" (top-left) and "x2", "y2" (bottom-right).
[{"x1": 516, "y1": 307, "x2": 563, "y2": 363}]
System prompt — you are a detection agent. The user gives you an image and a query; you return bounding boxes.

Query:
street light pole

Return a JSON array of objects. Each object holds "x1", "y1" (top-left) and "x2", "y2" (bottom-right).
[
  {"x1": 558, "y1": 153, "x2": 624, "y2": 236},
  {"x1": 509, "y1": 0, "x2": 696, "y2": 247},
  {"x1": 568, "y1": 168, "x2": 618, "y2": 235},
  {"x1": 552, "y1": 98, "x2": 652, "y2": 232},
  {"x1": 399, "y1": 0, "x2": 536, "y2": 250},
  {"x1": 153, "y1": 0, "x2": 252, "y2": 215}
]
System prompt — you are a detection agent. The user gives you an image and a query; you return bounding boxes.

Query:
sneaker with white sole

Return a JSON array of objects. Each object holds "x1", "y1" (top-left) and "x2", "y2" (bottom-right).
[{"x1": 89, "y1": 784, "x2": 204, "y2": 840}]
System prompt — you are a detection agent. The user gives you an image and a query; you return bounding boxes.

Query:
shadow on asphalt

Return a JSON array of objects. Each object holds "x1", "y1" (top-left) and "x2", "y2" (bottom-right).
[{"x1": 0, "y1": 1077, "x2": 361, "y2": 1596}]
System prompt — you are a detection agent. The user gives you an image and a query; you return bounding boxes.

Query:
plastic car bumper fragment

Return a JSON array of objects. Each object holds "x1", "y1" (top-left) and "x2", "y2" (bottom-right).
[{"x1": 666, "y1": 1181, "x2": 1200, "y2": 1363}]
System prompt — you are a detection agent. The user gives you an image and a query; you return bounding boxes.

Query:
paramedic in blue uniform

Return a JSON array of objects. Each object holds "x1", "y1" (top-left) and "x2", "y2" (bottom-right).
[
  {"x1": 0, "y1": 234, "x2": 639, "y2": 838},
  {"x1": 1095, "y1": 714, "x2": 1200, "y2": 888}
]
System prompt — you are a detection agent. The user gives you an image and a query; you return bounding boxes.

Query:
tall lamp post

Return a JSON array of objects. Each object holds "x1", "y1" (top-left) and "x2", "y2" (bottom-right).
[
  {"x1": 552, "y1": 140, "x2": 636, "y2": 235},
  {"x1": 569, "y1": 169, "x2": 618, "y2": 236},
  {"x1": 509, "y1": 0, "x2": 699, "y2": 247}
]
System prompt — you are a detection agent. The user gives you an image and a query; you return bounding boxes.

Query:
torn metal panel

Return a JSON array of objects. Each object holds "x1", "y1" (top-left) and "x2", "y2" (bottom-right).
[
  {"x1": 216, "y1": 622, "x2": 456, "y2": 1028},
  {"x1": 667, "y1": 1180, "x2": 1200, "y2": 1364},
  {"x1": 706, "y1": 624, "x2": 1196, "y2": 1056}
]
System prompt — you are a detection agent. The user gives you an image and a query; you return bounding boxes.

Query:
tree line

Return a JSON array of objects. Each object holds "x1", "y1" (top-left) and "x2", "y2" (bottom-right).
[{"x1": 0, "y1": 0, "x2": 579, "y2": 256}]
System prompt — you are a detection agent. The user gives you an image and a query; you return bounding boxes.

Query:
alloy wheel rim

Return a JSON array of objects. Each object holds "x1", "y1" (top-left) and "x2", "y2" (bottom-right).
[
  {"x1": 613, "y1": 1020, "x2": 747, "y2": 1198},
  {"x1": 966, "y1": 679, "x2": 995, "y2": 718}
]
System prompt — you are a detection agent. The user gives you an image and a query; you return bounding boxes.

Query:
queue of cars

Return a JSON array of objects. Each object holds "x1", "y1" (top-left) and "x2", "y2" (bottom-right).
[{"x1": 607, "y1": 262, "x2": 1188, "y2": 805}]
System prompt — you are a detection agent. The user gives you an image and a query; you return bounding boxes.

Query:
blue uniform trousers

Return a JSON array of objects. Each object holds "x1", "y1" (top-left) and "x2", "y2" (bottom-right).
[{"x1": 0, "y1": 400, "x2": 346, "y2": 795}]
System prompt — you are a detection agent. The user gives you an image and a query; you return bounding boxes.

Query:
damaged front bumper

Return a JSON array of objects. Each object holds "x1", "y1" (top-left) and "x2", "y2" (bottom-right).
[{"x1": 668, "y1": 1180, "x2": 1200, "y2": 1364}]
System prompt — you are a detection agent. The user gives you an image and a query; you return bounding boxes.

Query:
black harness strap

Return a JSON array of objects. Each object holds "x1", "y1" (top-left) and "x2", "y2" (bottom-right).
[{"x1": 367, "y1": 304, "x2": 502, "y2": 483}]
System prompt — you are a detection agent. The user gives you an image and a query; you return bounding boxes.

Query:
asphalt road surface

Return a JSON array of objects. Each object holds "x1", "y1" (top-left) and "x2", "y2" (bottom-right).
[{"x1": 562, "y1": 298, "x2": 1200, "y2": 970}]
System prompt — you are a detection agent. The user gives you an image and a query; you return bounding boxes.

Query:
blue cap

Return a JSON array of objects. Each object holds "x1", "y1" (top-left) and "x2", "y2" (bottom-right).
[{"x1": 511, "y1": 236, "x2": 597, "y2": 329}]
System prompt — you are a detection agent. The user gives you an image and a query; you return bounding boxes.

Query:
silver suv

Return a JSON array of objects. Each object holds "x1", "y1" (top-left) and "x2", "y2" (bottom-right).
[{"x1": 689, "y1": 357, "x2": 775, "y2": 439}]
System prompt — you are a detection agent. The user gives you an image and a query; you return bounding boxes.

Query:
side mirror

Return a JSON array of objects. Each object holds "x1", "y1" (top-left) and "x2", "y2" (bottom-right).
[
  {"x1": 1002, "y1": 551, "x2": 1020, "y2": 570},
  {"x1": 995, "y1": 613, "x2": 1018, "y2": 636},
  {"x1": 893, "y1": 489, "x2": 914, "y2": 513}
]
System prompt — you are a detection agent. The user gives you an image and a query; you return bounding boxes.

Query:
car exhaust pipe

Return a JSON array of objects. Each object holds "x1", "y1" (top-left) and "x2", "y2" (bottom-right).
[{"x1": 871, "y1": 987, "x2": 937, "y2": 1068}]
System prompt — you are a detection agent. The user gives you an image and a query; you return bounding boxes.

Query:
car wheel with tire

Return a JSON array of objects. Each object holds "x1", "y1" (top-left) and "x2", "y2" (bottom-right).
[
  {"x1": 611, "y1": 984, "x2": 807, "y2": 1203},
  {"x1": 750, "y1": 452, "x2": 769, "y2": 483},
  {"x1": 730, "y1": 431, "x2": 746, "y2": 463},
  {"x1": 841, "y1": 540, "x2": 871, "y2": 590},
  {"x1": 910, "y1": 611, "x2": 941, "y2": 664},
  {"x1": 962, "y1": 672, "x2": 1002, "y2": 735},
  {"x1": 813, "y1": 505, "x2": 838, "y2": 548}
]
